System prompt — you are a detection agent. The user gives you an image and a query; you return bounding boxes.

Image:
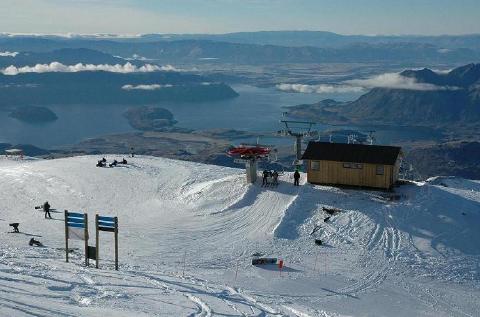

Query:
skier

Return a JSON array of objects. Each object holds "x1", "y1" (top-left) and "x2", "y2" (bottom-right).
[
  {"x1": 262, "y1": 169, "x2": 269, "y2": 186},
  {"x1": 121, "y1": 158, "x2": 128, "y2": 164},
  {"x1": 96, "y1": 160, "x2": 105, "y2": 167},
  {"x1": 29, "y1": 238, "x2": 43, "y2": 247},
  {"x1": 272, "y1": 170, "x2": 279, "y2": 186},
  {"x1": 109, "y1": 159, "x2": 118, "y2": 167},
  {"x1": 43, "y1": 201, "x2": 52, "y2": 219},
  {"x1": 293, "y1": 170, "x2": 300, "y2": 186},
  {"x1": 9, "y1": 223, "x2": 20, "y2": 233}
]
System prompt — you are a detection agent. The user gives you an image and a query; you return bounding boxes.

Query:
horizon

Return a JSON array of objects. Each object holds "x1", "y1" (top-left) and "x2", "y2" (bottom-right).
[
  {"x1": 1, "y1": 0, "x2": 479, "y2": 36},
  {"x1": 1, "y1": 30, "x2": 480, "y2": 38}
]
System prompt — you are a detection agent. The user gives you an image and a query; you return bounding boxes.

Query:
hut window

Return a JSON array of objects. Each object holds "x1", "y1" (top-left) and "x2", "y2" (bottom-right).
[
  {"x1": 343, "y1": 163, "x2": 363, "y2": 169},
  {"x1": 376, "y1": 165, "x2": 384, "y2": 175},
  {"x1": 311, "y1": 161, "x2": 320, "y2": 171}
]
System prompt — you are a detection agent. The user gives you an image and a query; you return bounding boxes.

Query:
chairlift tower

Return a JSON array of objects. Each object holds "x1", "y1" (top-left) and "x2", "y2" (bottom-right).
[
  {"x1": 366, "y1": 130, "x2": 376, "y2": 145},
  {"x1": 278, "y1": 119, "x2": 317, "y2": 167}
]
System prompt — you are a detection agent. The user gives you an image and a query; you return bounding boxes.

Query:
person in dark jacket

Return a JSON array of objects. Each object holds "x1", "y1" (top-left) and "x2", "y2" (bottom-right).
[
  {"x1": 293, "y1": 170, "x2": 300, "y2": 186},
  {"x1": 43, "y1": 201, "x2": 52, "y2": 219},
  {"x1": 29, "y1": 238, "x2": 43, "y2": 246},
  {"x1": 262, "y1": 170, "x2": 269, "y2": 186},
  {"x1": 272, "y1": 171, "x2": 279, "y2": 186}
]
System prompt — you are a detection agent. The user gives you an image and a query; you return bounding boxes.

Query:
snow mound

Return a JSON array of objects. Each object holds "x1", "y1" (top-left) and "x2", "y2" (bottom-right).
[{"x1": 0, "y1": 155, "x2": 479, "y2": 316}]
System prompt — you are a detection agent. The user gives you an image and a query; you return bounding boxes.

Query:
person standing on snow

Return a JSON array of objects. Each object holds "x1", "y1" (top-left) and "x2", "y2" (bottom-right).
[
  {"x1": 272, "y1": 170, "x2": 279, "y2": 186},
  {"x1": 262, "y1": 169, "x2": 269, "y2": 186},
  {"x1": 293, "y1": 170, "x2": 300, "y2": 186},
  {"x1": 43, "y1": 201, "x2": 52, "y2": 219}
]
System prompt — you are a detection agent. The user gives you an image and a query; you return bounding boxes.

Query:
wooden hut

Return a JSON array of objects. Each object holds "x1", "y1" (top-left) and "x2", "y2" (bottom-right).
[{"x1": 301, "y1": 142, "x2": 402, "y2": 189}]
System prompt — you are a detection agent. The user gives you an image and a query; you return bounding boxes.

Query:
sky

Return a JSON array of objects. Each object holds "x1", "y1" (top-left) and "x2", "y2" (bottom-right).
[{"x1": 0, "y1": 0, "x2": 479, "y2": 35}]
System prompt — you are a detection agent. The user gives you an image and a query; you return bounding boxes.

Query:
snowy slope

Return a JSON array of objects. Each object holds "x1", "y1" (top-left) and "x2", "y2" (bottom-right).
[{"x1": 0, "y1": 155, "x2": 479, "y2": 317}]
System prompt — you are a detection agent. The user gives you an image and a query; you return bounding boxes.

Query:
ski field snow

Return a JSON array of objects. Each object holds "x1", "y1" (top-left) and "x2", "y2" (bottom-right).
[{"x1": 0, "y1": 155, "x2": 479, "y2": 316}]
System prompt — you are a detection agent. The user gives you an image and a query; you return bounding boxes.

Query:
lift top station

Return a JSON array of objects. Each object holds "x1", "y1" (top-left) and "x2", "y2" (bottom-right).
[{"x1": 278, "y1": 115, "x2": 317, "y2": 168}]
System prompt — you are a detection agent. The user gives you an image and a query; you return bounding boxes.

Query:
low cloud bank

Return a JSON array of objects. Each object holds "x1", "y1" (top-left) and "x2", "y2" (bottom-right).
[
  {"x1": 122, "y1": 84, "x2": 173, "y2": 91},
  {"x1": 276, "y1": 83, "x2": 364, "y2": 94},
  {"x1": 278, "y1": 72, "x2": 457, "y2": 94},
  {"x1": 0, "y1": 62, "x2": 179, "y2": 75},
  {"x1": 0, "y1": 51, "x2": 18, "y2": 57},
  {"x1": 345, "y1": 73, "x2": 450, "y2": 91}
]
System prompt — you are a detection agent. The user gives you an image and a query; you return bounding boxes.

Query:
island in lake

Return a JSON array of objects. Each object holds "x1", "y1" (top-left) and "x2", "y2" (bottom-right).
[
  {"x1": 123, "y1": 106, "x2": 178, "y2": 131},
  {"x1": 9, "y1": 106, "x2": 58, "y2": 123}
]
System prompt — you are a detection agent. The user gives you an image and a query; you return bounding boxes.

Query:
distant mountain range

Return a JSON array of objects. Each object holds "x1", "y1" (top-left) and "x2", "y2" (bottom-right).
[
  {"x1": 0, "y1": 33, "x2": 478, "y2": 64},
  {"x1": 4, "y1": 31, "x2": 480, "y2": 50},
  {"x1": 286, "y1": 63, "x2": 480, "y2": 128},
  {"x1": 136, "y1": 31, "x2": 480, "y2": 51}
]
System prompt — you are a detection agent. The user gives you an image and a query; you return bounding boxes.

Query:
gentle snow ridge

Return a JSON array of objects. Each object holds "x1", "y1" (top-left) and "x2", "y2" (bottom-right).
[{"x1": 0, "y1": 155, "x2": 478, "y2": 316}]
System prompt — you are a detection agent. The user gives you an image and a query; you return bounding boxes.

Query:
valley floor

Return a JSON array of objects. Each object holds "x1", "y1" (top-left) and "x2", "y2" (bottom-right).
[{"x1": 0, "y1": 156, "x2": 479, "y2": 316}]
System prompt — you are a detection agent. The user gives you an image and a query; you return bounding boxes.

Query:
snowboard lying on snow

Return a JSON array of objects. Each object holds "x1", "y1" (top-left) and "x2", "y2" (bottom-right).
[{"x1": 252, "y1": 258, "x2": 277, "y2": 265}]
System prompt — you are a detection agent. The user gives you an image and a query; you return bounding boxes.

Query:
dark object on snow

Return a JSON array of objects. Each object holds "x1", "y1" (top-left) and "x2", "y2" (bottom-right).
[
  {"x1": 109, "y1": 159, "x2": 118, "y2": 167},
  {"x1": 323, "y1": 207, "x2": 342, "y2": 215},
  {"x1": 294, "y1": 170, "x2": 300, "y2": 186},
  {"x1": 102, "y1": 157, "x2": 107, "y2": 163},
  {"x1": 87, "y1": 246, "x2": 97, "y2": 260},
  {"x1": 252, "y1": 258, "x2": 277, "y2": 265},
  {"x1": 43, "y1": 201, "x2": 52, "y2": 219},
  {"x1": 310, "y1": 225, "x2": 321, "y2": 235},
  {"x1": 9, "y1": 223, "x2": 19, "y2": 233},
  {"x1": 262, "y1": 170, "x2": 269, "y2": 186},
  {"x1": 29, "y1": 238, "x2": 43, "y2": 247},
  {"x1": 96, "y1": 160, "x2": 106, "y2": 167},
  {"x1": 324, "y1": 216, "x2": 331, "y2": 223},
  {"x1": 272, "y1": 171, "x2": 279, "y2": 186},
  {"x1": 121, "y1": 158, "x2": 128, "y2": 164},
  {"x1": 315, "y1": 239, "x2": 323, "y2": 246}
]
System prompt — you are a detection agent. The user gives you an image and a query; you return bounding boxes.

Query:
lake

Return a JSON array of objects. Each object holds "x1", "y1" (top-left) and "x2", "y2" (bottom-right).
[{"x1": 0, "y1": 85, "x2": 441, "y2": 149}]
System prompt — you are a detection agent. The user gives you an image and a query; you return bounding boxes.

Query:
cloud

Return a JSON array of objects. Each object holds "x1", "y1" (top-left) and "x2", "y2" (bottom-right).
[
  {"x1": 0, "y1": 62, "x2": 179, "y2": 75},
  {"x1": 122, "y1": 84, "x2": 173, "y2": 91},
  {"x1": 277, "y1": 71, "x2": 461, "y2": 95},
  {"x1": 0, "y1": 51, "x2": 19, "y2": 57},
  {"x1": 115, "y1": 53, "x2": 156, "y2": 62},
  {"x1": 276, "y1": 83, "x2": 364, "y2": 94},
  {"x1": 345, "y1": 73, "x2": 451, "y2": 91}
]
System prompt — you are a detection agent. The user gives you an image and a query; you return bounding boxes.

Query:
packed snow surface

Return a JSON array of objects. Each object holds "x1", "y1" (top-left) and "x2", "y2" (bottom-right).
[{"x1": 0, "y1": 156, "x2": 479, "y2": 316}]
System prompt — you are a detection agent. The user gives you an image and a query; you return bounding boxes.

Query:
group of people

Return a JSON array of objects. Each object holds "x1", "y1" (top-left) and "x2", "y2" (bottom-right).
[
  {"x1": 261, "y1": 169, "x2": 301, "y2": 187},
  {"x1": 96, "y1": 157, "x2": 128, "y2": 168},
  {"x1": 262, "y1": 170, "x2": 280, "y2": 187}
]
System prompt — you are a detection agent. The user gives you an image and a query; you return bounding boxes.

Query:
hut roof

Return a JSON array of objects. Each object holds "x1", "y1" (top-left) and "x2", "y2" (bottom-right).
[{"x1": 302, "y1": 142, "x2": 401, "y2": 165}]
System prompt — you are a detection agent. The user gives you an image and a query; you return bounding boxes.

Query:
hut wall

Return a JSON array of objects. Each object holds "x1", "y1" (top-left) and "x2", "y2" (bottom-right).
[{"x1": 307, "y1": 160, "x2": 395, "y2": 189}]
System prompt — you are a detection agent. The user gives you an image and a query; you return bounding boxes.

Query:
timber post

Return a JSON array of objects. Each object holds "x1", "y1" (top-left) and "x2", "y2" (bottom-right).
[{"x1": 64, "y1": 210, "x2": 69, "y2": 263}]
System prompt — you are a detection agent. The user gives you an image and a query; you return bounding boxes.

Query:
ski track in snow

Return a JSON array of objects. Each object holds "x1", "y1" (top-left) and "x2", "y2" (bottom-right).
[{"x1": 0, "y1": 156, "x2": 479, "y2": 316}]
